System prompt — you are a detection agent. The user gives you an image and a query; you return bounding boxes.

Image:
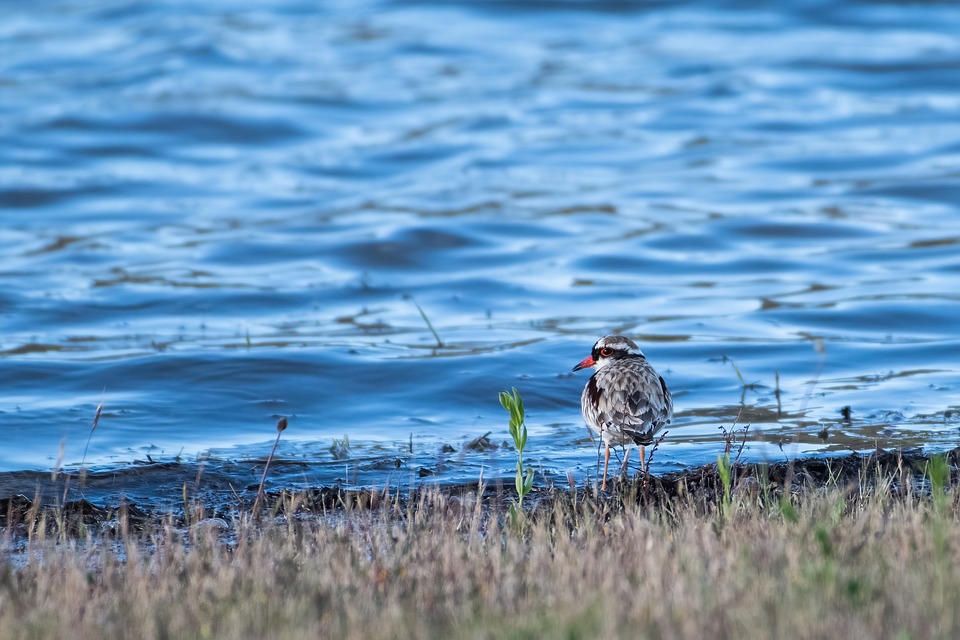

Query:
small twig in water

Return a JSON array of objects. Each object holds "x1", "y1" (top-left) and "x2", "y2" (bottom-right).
[
  {"x1": 413, "y1": 300, "x2": 443, "y2": 348},
  {"x1": 775, "y1": 370, "x2": 782, "y2": 416},
  {"x1": 720, "y1": 356, "x2": 764, "y2": 405},
  {"x1": 730, "y1": 359, "x2": 746, "y2": 386},
  {"x1": 798, "y1": 338, "x2": 827, "y2": 423}
]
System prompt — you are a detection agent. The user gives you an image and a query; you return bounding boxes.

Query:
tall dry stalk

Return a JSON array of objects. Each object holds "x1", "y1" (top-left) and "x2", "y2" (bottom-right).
[
  {"x1": 79, "y1": 394, "x2": 104, "y2": 483},
  {"x1": 254, "y1": 417, "x2": 288, "y2": 512}
]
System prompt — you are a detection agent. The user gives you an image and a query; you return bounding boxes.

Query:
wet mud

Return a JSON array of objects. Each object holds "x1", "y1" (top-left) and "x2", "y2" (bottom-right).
[{"x1": 2, "y1": 447, "x2": 955, "y2": 539}]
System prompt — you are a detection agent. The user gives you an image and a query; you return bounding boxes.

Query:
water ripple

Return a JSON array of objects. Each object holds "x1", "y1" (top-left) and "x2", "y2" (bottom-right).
[{"x1": 0, "y1": 0, "x2": 958, "y2": 494}]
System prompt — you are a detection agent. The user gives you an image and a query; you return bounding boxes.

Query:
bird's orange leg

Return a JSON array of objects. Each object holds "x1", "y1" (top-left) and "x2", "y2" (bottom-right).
[
  {"x1": 640, "y1": 445, "x2": 646, "y2": 476},
  {"x1": 602, "y1": 444, "x2": 610, "y2": 491}
]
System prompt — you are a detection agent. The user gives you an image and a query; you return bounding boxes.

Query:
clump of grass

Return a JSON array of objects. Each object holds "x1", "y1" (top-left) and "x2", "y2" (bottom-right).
[
  {"x1": 464, "y1": 431, "x2": 495, "y2": 452},
  {"x1": 926, "y1": 454, "x2": 950, "y2": 556},
  {"x1": 499, "y1": 387, "x2": 533, "y2": 526},
  {"x1": 720, "y1": 415, "x2": 749, "y2": 461},
  {"x1": 329, "y1": 435, "x2": 350, "y2": 460},
  {"x1": 717, "y1": 450, "x2": 733, "y2": 519},
  {"x1": 8, "y1": 462, "x2": 960, "y2": 640},
  {"x1": 716, "y1": 419, "x2": 750, "y2": 524}
]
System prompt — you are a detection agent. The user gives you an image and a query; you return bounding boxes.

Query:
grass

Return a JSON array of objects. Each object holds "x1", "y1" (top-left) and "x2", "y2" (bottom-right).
[
  {"x1": 4, "y1": 452, "x2": 960, "y2": 639},
  {"x1": 499, "y1": 387, "x2": 533, "y2": 526}
]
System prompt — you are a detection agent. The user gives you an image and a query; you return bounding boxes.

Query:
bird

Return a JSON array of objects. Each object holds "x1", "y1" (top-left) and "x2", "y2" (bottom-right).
[{"x1": 573, "y1": 335, "x2": 673, "y2": 491}]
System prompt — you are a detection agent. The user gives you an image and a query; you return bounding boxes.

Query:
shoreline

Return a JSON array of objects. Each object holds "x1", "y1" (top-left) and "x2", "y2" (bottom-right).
[{"x1": 2, "y1": 445, "x2": 953, "y2": 537}]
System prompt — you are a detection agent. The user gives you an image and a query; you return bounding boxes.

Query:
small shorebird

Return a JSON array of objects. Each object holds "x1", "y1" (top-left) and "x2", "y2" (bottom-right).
[{"x1": 573, "y1": 335, "x2": 673, "y2": 491}]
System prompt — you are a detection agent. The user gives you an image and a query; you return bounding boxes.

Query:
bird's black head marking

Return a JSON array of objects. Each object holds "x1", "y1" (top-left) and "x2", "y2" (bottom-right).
[{"x1": 592, "y1": 335, "x2": 643, "y2": 362}]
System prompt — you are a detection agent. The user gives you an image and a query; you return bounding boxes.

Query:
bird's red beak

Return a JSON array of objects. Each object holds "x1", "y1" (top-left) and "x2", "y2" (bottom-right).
[{"x1": 572, "y1": 355, "x2": 594, "y2": 372}]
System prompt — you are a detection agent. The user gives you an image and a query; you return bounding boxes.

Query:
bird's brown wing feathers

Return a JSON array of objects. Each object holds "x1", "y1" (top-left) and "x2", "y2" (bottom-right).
[{"x1": 582, "y1": 360, "x2": 673, "y2": 445}]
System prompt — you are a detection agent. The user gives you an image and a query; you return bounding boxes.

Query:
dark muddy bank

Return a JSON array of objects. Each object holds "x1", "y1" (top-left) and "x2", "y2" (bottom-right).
[{"x1": 2, "y1": 447, "x2": 956, "y2": 539}]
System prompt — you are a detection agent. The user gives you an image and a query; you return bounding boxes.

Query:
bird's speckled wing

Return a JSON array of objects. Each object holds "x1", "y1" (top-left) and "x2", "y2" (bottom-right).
[{"x1": 580, "y1": 356, "x2": 673, "y2": 446}]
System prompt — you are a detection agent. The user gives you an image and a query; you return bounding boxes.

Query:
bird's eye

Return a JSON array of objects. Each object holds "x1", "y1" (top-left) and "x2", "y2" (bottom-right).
[{"x1": 599, "y1": 347, "x2": 613, "y2": 357}]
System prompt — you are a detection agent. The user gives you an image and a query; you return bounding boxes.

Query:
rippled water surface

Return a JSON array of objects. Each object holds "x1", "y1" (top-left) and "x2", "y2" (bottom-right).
[{"x1": 2, "y1": 0, "x2": 960, "y2": 502}]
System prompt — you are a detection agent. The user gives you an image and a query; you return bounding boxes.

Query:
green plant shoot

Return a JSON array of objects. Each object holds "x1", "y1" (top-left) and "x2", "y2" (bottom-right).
[
  {"x1": 926, "y1": 454, "x2": 949, "y2": 557},
  {"x1": 500, "y1": 387, "x2": 534, "y2": 516},
  {"x1": 717, "y1": 452, "x2": 733, "y2": 520}
]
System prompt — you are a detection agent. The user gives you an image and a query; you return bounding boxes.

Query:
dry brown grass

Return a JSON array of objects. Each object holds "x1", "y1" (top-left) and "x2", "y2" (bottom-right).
[{"x1": 2, "y1": 465, "x2": 960, "y2": 640}]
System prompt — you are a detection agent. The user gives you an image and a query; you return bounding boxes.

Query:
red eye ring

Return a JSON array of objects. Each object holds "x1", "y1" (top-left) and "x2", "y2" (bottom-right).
[{"x1": 599, "y1": 347, "x2": 613, "y2": 357}]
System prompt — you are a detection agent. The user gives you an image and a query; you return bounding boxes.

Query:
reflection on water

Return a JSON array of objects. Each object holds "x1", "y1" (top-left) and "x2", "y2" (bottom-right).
[{"x1": 1, "y1": 1, "x2": 959, "y2": 498}]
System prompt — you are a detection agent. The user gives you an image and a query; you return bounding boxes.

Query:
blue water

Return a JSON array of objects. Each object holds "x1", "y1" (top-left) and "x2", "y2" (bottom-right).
[{"x1": 2, "y1": 0, "x2": 960, "y2": 501}]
